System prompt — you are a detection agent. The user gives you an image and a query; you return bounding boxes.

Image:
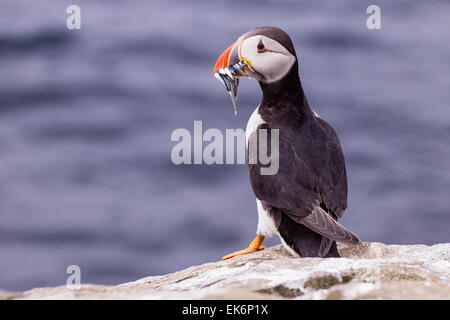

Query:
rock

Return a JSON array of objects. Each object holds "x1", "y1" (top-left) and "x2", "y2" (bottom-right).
[{"x1": 3, "y1": 242, "x2": 450, "y2": 300}]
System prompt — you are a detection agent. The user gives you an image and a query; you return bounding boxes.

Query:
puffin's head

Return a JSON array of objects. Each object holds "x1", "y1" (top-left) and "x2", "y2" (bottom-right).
[{"x1": 213, "y1": 26, "x2": 298, "y2": 114}]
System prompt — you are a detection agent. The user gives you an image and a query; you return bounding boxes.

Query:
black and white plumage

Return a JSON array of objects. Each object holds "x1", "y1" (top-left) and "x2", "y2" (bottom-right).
[{"x1": 214, "y1": 26, "x2": 360, "y2": 259}]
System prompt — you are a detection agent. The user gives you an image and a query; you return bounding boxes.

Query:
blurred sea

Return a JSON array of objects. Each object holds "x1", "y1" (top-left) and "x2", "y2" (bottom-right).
[{"x1": 0, "y1": 0, "x2": 449, "y2": 291}]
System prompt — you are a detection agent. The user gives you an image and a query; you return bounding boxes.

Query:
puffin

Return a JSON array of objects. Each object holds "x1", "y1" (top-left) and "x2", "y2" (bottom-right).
[{"x1": 213, "y1": 26, "x2": 361, "y2": 260}]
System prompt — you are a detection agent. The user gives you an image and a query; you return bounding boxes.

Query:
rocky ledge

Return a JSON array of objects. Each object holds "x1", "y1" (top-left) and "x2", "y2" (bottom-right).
[{"x1": 1, "y1": 242, "x2": 449, "y2": 300}]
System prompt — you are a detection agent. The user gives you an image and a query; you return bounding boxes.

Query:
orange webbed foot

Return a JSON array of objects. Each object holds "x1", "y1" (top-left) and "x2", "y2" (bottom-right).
[{"x1": 221, "y1": 235, "x2": 265, "y2": 261}]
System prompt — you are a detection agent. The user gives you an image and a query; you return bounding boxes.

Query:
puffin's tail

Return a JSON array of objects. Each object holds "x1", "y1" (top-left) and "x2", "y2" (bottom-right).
[{"x1": 278, "y1": 214, "x2": 340, "y2": 258}]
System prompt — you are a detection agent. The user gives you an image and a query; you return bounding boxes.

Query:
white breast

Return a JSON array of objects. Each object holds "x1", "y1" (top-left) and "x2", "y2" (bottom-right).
[
  {"x1": 245, "y1": 105, "x2": 265, "y2": 145},
  {"x1": 256, "y1": 199, "x2": 279, "y2": 237},
  {"x1": 247, "y1": 107, "x2": 278, "y2": 237}
]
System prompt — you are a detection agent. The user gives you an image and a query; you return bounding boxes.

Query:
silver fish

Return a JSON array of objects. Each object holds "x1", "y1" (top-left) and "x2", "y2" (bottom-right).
[{"x1": 214, "y1": 61, "x2": 252, "y2": 116}]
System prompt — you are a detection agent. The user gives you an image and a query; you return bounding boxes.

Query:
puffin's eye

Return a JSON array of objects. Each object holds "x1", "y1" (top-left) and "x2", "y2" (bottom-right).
[{"x1": 257, "y1": 40, "x2": 266, "y2": 53}]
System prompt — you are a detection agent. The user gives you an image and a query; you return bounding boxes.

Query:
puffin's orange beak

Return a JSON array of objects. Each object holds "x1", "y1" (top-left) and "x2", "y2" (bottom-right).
[
  {"x1": 213, "y1": 42, "x2": 237, "y2": 74},
  {"x1": 213, "y1": 40, "x2": 248, "y2": 116}
]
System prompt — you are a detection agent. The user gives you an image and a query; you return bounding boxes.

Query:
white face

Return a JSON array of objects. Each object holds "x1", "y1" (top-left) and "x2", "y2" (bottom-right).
[{"x1": 239, "y1": 35, "x2": 296, "y2": 83}]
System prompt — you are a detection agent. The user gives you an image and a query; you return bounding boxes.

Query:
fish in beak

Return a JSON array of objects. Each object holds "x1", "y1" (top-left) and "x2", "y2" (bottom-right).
[{"x1": 213, "y1": 41, "x2": 254, "y2": 115}]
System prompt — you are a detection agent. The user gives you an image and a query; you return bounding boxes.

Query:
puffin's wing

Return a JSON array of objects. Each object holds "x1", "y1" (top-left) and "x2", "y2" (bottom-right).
[
  {"x1": 314, "y1": 117, "x2": 348, "y2": 218},
  {"x1": 248, "y1": 122, "x2": 359, "y2": 244},
  {"x1": 248, "y1": 124, "x2": 317, "y2": 217},
  {"x1": 287, "y1": 207, "x2": 360, "y2": 244}
]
